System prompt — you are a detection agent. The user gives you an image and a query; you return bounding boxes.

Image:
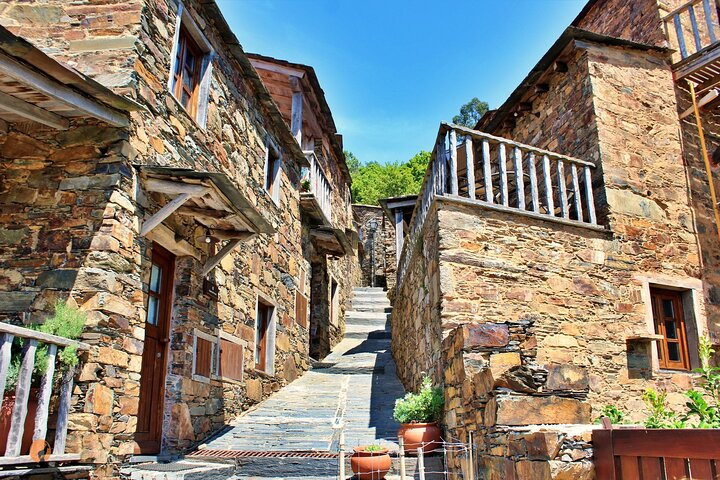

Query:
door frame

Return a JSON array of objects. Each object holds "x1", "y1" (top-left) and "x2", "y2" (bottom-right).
[{"x1": 135, "y1": 243, "x2": 175, "y2": 454}]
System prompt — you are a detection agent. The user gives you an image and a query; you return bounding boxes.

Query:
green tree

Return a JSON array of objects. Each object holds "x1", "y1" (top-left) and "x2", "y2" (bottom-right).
[
  {"x1": 452, "y1": 97, "x2": 489, "y2": 128},
  {"x1": 350, "y1": 151, "x2": 430, "y2": 205},
  {"x1": 344, "y1": 150, "x2": 361, "y2": 174}
]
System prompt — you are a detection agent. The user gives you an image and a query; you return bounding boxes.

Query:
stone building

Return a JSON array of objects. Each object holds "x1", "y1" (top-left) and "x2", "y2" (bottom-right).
[
  {"x1": 353, "y1": 204, "x2": 395, "y2": 289},
  {"x1": 392, "y1": 0, "x2": 720, "y2": 477},
  {"x1": 0, "y1": 0, "x2": 357, "y2": 476},
  {"x1": 247, "y1": 54, "x2": 359, "y2": 360}
]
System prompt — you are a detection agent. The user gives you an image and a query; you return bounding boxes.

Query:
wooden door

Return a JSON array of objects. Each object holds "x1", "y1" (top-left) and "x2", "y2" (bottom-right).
[{"x1": 136, "y1": 244, "x2": 175, "y2": 454}]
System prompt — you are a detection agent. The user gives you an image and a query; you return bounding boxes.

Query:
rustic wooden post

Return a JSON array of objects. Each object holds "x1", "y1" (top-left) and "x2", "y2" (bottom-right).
[
  {"x1": 498, "y1": 142, "x2": 509, "y2": 206},
  {"x1": 513, "y1": 147, "x2": 525, "y2": 210},
  {"x1": 527, "y1": 153, "x2": 539, "y2": 213},
  {"x1": 571, "y1": 163, "x2": 583, "y2": 222},
  {"x1": 674, "y1": 13, "x2": 689, "y2": 58},
  {"x1": 53, "y1": 364, "x2": 76, "y2": 455},
  {"x1": 33, "y1": 343, "x2": 57, "y2": 444},
  {"x1": 557, "y1": 159, "x2": 569, "y2": 219},
  {"x1": 449, "y1": 129, "x2": 459, "y2": 195},
  {"x1": 592, "y1": 421, "x2": 616, "y2": 479},
  {"x1": 399, "y1": 436, "x2": 406, "y2": 479},
  {"x1": 417, "y1": 447, "x2": 426, "y2": 480},
  {"x1": 584, "y1": 166, "x2": 597, "y2": 224},
  {"x1": 688, "y1": 4, "x2": 702, "y2": 52},
  {"x1": 482, "y1": 139, "x2": 493, "y2": 203},
  {"x1": 339, "y1": 429, "x2": 345, "y2": 480},
  {"x1": 465, "y1": 137, "x2": 475, "y2": 200},
  {"x1": 6, "y1": 339, "x2": 37, "y2": 456},
  {"x1": 542, "y1": 155, "x2": 555, "y2": 215},
  {"x1": 0, "y1": 333, "x2": 15, "y2": 404},
  {"x1": 468, "y1": 431, "x2": 475, "y2": 480},
  {"x1": 704, "y1": 0, "x2": 717, "y2": 43}
]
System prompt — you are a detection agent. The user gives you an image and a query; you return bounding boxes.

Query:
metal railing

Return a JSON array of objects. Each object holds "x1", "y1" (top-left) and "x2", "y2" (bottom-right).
[
  {"x1": 0, "y1": 322, "x2": 89, "y2": 464},
  {"x1": 397, "y1": 123, "x2": 599, "y2": 285},
  {"x1": 664, "y1": 0, "x2": 720, "y2": 61},
  {"x1": 303, "y1": 151, "x2": 332, "y2": 224}
]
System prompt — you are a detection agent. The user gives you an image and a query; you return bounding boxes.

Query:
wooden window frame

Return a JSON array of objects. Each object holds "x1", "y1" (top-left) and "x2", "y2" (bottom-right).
[
  {"x1": 264, "y1": 140, "x2": 282, "y2": 205},
  {"x1": 215, "y1": 330, "x2": 246, "y2": 384},
  {"x1": 192, "y1": 328, "x2": 217, "y2": 383},
  {"x1": 167, "y1": 1, "x2": 214, "y2": 127},
  {"x1": 650, "y1": 287, "x2": 691, "y2": 371},
  {"x1": 172, "y1": 26, "x2": 203, "y2": 118},
  {"x1": 254, "y1": 297, "x2": 276, "y2": 374}
]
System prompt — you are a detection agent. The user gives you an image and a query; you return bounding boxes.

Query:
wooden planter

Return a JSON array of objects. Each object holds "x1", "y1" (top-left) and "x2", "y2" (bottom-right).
[{"x1": 594, "y1": 425, "x2": 720, "y2": 479}]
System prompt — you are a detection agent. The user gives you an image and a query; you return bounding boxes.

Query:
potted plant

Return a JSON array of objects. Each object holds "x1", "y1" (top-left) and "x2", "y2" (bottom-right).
[
  {"x1": 0, "y1": 300, "x2": 85, "y2": 454},
  {"x1": 350, "y1": 444, "x2": 391, "y2": 480},
  {"x1": 393, "y1": 375, "x2": 444, "y2": 454}
]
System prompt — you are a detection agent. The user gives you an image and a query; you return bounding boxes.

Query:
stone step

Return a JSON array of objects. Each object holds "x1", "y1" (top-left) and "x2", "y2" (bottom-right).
[
  {"x1": 352, "y1": 287, "x2": 386, "y2": 292},
  {"x1": 345, "y1": 311, "x2": 390, "y2": 320},
  {"x1": 349, "y1": 305, "x2": 392, "y2": 313}
]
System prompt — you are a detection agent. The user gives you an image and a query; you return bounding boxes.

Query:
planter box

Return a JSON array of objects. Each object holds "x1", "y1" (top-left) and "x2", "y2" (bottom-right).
[{"x1": 593, "y1": 426, "x2": 720, "y2": 479}]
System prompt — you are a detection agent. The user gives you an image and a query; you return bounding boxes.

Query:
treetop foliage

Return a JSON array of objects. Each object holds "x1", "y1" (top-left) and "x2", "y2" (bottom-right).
[
  {"x1": 349, "y1": 151, "x2": 430, "y2": 205},
  {"x1": 452, "y1": 97, "x2": 489, "y2": 128}
]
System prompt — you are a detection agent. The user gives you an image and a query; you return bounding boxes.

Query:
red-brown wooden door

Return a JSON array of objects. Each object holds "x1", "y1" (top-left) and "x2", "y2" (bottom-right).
[{"x1": 136, "y1": 244, "x2": 175, "y2": 454}]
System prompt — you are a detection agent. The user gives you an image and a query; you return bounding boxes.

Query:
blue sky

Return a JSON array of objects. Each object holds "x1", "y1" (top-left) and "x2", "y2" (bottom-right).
[{"x1": 217, "y1": 0, "x2": 587, "y2": 165}]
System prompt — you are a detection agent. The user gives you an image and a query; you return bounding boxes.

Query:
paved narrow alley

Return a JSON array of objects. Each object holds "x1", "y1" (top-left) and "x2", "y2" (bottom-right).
[{"x1": 198, "y1": 287, "x2": 406, "y2": 476}]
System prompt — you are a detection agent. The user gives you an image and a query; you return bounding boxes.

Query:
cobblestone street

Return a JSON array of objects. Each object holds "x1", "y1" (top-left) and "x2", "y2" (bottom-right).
[{"x1": 198, "y1": 287, "x2": 405, "y2": 477}]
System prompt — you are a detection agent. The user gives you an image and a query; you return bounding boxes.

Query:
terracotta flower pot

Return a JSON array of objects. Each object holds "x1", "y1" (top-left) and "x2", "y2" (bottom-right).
[
  {"x1": 398, "y1": 422, "x2": 441, "y2": 454},
  {"x1": 350, "y1": 445, "x2": 391, "y2": 480},
  {"x1": 0, "y1": 388, "x2": 39, "y2": 455}
]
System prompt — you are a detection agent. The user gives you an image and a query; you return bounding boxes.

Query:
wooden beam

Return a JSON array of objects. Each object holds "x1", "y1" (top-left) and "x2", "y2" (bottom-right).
[
  {"x1": 0, "y1": 334, "x2": 13, "y2": 411},
  {"x1": 53, "y1": 366, "x2": 75, "y2": 455},
  {"x1": 210, "y1": 230, "x2": 255, "y2": 242},
  {"x1": 0, "y1": 51, "x2": 128, "y2": 127},
  {"x1": 680, "y1": 88, "x2": 719, "y2": 119},
  {"x1": 0, "y1": 90, "x2": 70, "y2": 130},
  {"x1": 145, "y1": 223, "x2": 200, "y2": 259},
  {"x1": 0, "y1": 323, "x2": 89, "y2": 350},
  {"x1": 33, "y1": 343, "x2": 56, "y2": 445},
  {"x1": 0, "y1": 454, "x2": 81, "y2": 466},
  {"x1": 176, "y1": 206, "x2": 227, "y2": 218},
  {"x1": 6, "y1": 340, "x2": 37, "y2": 456},
  {"x1": 144, "y1": 178, "x2": 210, "y2": 196},
  {"x1": 140, "y1": 192, "x2": 193, "y2": 237},
  {"x1": 202, "y1": 238, "x2": 242, "y2": 276}
]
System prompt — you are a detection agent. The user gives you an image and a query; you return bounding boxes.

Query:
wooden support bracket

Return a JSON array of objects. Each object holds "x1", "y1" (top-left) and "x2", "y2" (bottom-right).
[
  {"x1": 140, "y1": 182, "x2": 211, "y2": 237},
  {"x1": 202, "y1": 236, "x2": 253, "y2": 276}
]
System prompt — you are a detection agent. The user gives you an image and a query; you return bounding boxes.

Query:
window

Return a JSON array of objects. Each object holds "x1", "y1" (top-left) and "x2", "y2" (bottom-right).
[
  {"x1": 171, "y1": 26, "x2": 203, "y2": 118},
  {"x1": 192, "y1": 329, "x2": 245, "y2": 382},
  {"x1": 168, "y1": 2, "x2": 214, "y2": 126},
  {"x1": 651, "y1": 288, "x2": 691, "y2": 370},
  {"x1": 192, "y1": 329, "x2": 216, "y2": 381},
  {"x1": 264, "y1": 143, "x2": 281, "y2": 204},
  {"x1": 255, "y1": 300, "x2": 275, "y2": 372},
  {"x1": 218, "y1": 334, "x2": 244, "y2": 382},
  {"x1": 296, "y1": 290, "x2": 308, "y2": 328}
]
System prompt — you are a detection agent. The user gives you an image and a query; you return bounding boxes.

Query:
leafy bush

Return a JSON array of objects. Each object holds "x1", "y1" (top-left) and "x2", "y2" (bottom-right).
[
  {"x1": 363, "y1": 444, "x2": 384, "y2": 452},
  {"x1": 393, "y1": 375, "x2": 444, "y2": 424},
  {"x1": 598, "y1": 337, "x2": 720, "y2": 429},
  {"x1": 595, "y1": 404, "x2": 626, "y2": 424},
  {"x1": 5, "y1": 300, "x2": 86, "y2": 392}
]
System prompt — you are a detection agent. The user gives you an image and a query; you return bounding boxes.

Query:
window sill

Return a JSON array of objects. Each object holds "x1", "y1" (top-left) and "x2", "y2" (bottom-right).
[
  {"x1": 251, "y1": 367, "x2": 274, "y2": 379},
  {"x1": 167, "y1": 91, "x2": 205, "y2": 131}
]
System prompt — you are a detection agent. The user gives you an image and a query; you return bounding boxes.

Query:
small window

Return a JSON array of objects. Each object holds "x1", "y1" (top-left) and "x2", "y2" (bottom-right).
[
  {"x1": 264, "y1": 144, "x2": 281, "y2": 204},
  {"x1": 255, "y1": 300, "x2": 274, "y2": 372},
  {"x1": 168, "y1": 3, "x2": 214, "y2": 127},
  {"x1": 171, "y1": 26, "x2": 203, "y2": 118},
  {"x1": 295, "y1": 290, "x2": 308, "y2": 329},
  {"x1": 218, "y1": 336, "x2": 244, "y2": 382},
  {"x1": 192, "y1": 329, "x2": 217, "y2": 382},
  {"x1": 651, "y1": 288, "x2": 691, "y2": 370}
]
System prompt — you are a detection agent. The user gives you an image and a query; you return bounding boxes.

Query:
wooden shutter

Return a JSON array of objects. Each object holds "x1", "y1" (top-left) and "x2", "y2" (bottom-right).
[
  {"x1": 194, "y1": 336, "x2": 213, "y2": 378},
  {"x1": 296, "y1": 290, "x2": 308, "y2": 328},
  {"x1": 219, "y1": 338, "x2": 244, "y2": 381}
]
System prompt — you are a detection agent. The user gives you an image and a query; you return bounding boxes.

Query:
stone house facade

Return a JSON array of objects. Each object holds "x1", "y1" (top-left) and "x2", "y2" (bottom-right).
[
  {"x1": 392, "y1": 0, "x2": 720, "y2": 477},
  {"x1": 247, "y1": 54, "x2": 359, "y2": 360},
  {"x1": 0, "y1": 0, "x2": 357, "y2": 476}
]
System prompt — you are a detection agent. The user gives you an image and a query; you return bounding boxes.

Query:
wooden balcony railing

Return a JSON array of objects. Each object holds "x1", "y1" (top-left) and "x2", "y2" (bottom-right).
[
  {"x1": 303, "y1": 151, "x2": 332, "y2": 224},
  {"x1": 664, "y1": 0, "x2": 720, "y2": 62},
  {"x1": 0, "y1": 322, "x2": 89, "y2": 465},
  {"x1": 397, "y1": 123, "x2": 600, "y2": 285}
]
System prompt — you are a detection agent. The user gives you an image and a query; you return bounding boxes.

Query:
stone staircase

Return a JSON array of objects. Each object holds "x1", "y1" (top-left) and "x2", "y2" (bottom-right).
[{"x1": 122, "y1": 287, "x2": 443, "y2": 479}]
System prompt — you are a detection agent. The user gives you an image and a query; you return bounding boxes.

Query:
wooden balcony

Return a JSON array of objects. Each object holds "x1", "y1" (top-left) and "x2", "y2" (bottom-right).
[
  {"x1": 397, "y1": 123, "x2": 601, "y2": 284},
  {"x1": 300, "y1": 151, "x2": 333, "y2": 226},
  {"x1": 0, "y1": 322, "x2": 89, "y2": 466},
  {"x1": 665, "y1": 0, "x2": 720, "y2": 93}
]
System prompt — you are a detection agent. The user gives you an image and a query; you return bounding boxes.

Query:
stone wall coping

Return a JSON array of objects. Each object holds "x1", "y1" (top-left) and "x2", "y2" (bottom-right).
[{"x1": 437, "y1": 195, "x2": 609, "y2": 234}]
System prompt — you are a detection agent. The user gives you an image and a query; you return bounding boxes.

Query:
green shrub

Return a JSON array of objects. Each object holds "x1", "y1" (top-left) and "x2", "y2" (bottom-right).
[
  {"x1": 363, "y1": 444, "x2": 384, "y2": 452},
  {"x1": 595, "y1": 405, "x2": 626, "y2": 424},
  {"x1": 393, "y1": 375, "x2": 444, "y2": 424},
  {"x1": 5, "y1": 300, "x2": 86, "y2": 392}
]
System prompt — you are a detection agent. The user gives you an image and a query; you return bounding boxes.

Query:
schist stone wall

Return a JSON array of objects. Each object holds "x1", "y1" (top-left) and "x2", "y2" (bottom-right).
[
  {"x1": 353, "y1": 205, "x2": 397, "y2": 290},
  {"x1": 0, "y1": 0, "x2": 340, "y2": 475},
  {"x1": 393, "y1": 38, "x2": 708, "y2": 479}
]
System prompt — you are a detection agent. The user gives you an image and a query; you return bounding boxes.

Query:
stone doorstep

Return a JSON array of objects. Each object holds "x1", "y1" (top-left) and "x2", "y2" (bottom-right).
[
  {"x1": 123, "y1": 460, "x2": 235, "y2": 480},
  {"x1": 345, "y1": 310, "x2": 391, "y2": 318}
]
